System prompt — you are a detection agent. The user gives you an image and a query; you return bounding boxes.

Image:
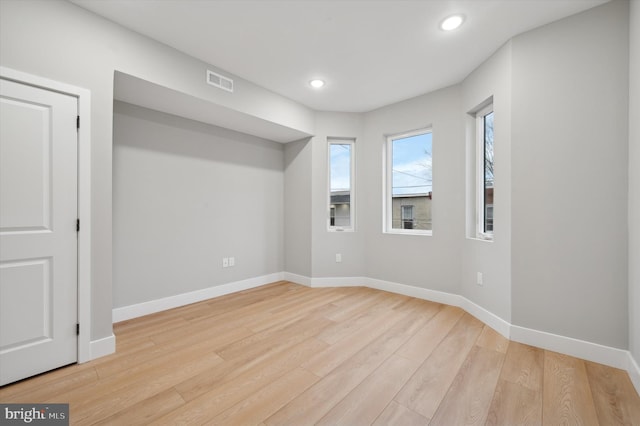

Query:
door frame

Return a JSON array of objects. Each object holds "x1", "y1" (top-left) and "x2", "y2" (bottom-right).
[{"x1": 1, "y1": 66, "x2": 92, "y2": 363}]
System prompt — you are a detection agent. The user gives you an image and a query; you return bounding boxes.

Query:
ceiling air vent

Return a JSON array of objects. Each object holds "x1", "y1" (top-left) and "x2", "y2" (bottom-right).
[{"x1": 206, "y1": 70, "x2": 234, "y2": 93}]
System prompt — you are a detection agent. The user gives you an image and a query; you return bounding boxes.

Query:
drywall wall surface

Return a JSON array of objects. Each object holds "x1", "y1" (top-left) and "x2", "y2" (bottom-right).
[
  {"x1": 362, "y1": 86, "x2": 464, "y2": 292},
  {"x1": 113, "y1": 102, "x2": 284, "y2": 307},
  {"x1": 311, "y1": 112, "x2": 366, "y2": 278},
  {"x1": 460, "y1": 41, "x2": 513, "y2": 322},
  {"x1": 629, "y1": 0, "x2": 640, "y2": 363},
  {"x1": 511, "y1": 1, "x2": 629, "y2": 348},
  {"x1": 0, "y1": 0, "x2": 313, "y2": 338},
  {"x1": 284, "y1": 138, "x2": 313, "y2": 277}
]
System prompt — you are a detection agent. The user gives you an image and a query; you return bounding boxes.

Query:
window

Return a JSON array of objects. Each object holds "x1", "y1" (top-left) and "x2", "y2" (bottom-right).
[
  {"x1": 401, "y1": 205, "x2": 414, "y2": 229},
  {"x1": 385, "y1": 129, "x2": 432, "y2": 235},
  {"x1": 476, "y1": 104, "x2": 494, "y2": 238},
  {"x1": 328, "y1": 138, "x2": 355, "y2": 231}
]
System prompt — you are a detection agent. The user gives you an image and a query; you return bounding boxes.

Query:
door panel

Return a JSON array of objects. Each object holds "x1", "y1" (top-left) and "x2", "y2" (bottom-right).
[
  {"x1": 0, "y1": 78, "x2": 78, "y2": 386},
  {"x1": 0, "y1": 258, "x2": 52, "y2": 349},
  {"x1": 0, "y1": 97, "x2": 51, "y2": 231}
]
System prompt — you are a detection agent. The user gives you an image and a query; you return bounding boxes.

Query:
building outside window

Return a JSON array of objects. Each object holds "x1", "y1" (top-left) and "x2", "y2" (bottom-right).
[
  {"x1": 328, "y1": 138, "x2": 355, "y2": 231},
  {"x1": 385, "y1": 128, "x2": 433, "y2": 235}
]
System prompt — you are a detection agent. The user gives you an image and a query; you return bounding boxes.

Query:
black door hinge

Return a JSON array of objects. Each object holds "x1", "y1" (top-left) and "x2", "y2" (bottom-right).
[
  {"x1": 76, "y1": 324, "x2": 80, "y2": 335},
  {"x1": 76, "y1": 115, "x2": 80, "y2": 130},
  {"x1": 76, "y1": 219, "x2": 80, "y2": 232}
]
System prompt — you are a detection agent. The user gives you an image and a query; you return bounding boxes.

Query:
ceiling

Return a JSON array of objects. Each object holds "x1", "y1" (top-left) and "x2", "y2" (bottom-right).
[{"x1": 71, "y1": 0, "x2": 609, "y2": 113}]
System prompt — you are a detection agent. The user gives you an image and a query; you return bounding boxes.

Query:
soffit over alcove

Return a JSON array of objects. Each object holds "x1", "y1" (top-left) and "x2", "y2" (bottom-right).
[{"x1": 114, "y1": 71, "x2": 314, "y2": 144}]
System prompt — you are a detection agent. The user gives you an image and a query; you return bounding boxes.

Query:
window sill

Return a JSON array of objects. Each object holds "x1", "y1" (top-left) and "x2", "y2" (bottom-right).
[
  {"x1": 328, "y1": 227, "x2": 355, "y2": 233},
  {"x1": 467, "y1": 235, "x2": 494, "y2": 243},
  {"x1": 384, "y1": 229, "x2": 432, "y2": 237}
]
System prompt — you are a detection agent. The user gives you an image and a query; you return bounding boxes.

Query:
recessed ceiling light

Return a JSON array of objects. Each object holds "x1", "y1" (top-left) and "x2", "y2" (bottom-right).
[
  {"x1": 440, "y1": 15, "x2": 464, "y2": 31},
  {"x1": 309, "y1": 79, "x2": 325, "y2": 89}
]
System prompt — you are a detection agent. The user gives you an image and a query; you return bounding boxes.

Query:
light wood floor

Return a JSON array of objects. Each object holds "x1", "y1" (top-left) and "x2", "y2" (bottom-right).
[{"x1": 1, "y1": 281, "x2": 639, "y2": 425}]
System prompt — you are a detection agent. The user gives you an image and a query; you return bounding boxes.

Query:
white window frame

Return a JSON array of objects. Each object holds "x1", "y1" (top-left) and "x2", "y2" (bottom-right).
[
  {"x1": 476, "y1": 104, "x2": 494, "y2": 240},
  {"x1": 384, "y1": 128, "x2": 433, "y2": 236},
  {"x1": 327, "y1": 138, "x2": 355, "y2": 232}
]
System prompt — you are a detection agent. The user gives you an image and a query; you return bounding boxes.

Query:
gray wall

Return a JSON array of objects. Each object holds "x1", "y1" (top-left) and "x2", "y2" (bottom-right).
[
  {"x1": 460, "y1": 42, "x2": 513, "y2": 323},
  {"x1": 0, "y1": 0, "x2": 313, "y2": 340},
  {"x1": 312, "y1": 112, "x2": 366, "y2": 278},
  {"x1": 629, "y1": 0, "x2": 640, "y2": 364},
  {"x1": 362, "y1": 86, "x2": 465, "y2": 291},
  {"x1": 113, "y1": 102, "x2": 284, "y2": 308},
  {"x1": 284, "y1": 138, "x2": 313, "y2": 277},
  {"x1": 510, "y1": 1, "x2": 629, "y2": 348}
]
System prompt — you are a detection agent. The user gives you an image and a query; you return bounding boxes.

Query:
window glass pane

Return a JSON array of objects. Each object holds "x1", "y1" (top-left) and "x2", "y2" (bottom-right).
[
  {"x1": 329, "y1": 143, "x2": 352, "y2": 228},
  {"x1": 484, "y1": 112, "x2": 494, "y2": 233},
  {"x1": 390, "y1": 132, "x2": 432, "y2": 231}
]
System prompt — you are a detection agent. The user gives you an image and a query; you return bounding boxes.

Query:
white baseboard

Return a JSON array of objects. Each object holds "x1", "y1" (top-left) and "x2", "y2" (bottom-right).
[
  {"x1": 510, "y1": 325, "x2": 630, "y2": 371},
  {"x1": 282, "y1": 271, "x2": 312, "y2": 287},
  {"x1": 366, "y1": 277, "x2": 462, "y2": 307},
  {"x1": 311, "y1": 276, "x2": 368, "y2": 288},
  {"x1": 112, "y1": 272, "x2": 283, "y2": 323},
  {"x1": 460, "y1": 298, "x2": 512, "y2": 339},
  {"x1": 627, "y1": 352, "x2": 640, "y2": 395},
  {"x1": 89, "y1": 334, "x2": 115, "y2": 361}
]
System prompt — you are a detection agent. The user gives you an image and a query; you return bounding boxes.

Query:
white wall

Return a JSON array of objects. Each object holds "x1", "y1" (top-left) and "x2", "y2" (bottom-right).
[
  {"x1": 629, "y1": 0, "x2": 640, "y2": 365},
  {"x1": 0, "y1": 0, "x2": 313, "y2": 340},
  {"x1": 113, "y1": 102, "x2": 284, "y2": 307},
  {"x1": 510, "y1": 1, "x2": 629, "y2": 348},
  {"x1": 460, "y1": 42, "x2": 513, "y2": 322},
  {"x1": 362, "y1": 86, "x2": 464, "y2": 292}
]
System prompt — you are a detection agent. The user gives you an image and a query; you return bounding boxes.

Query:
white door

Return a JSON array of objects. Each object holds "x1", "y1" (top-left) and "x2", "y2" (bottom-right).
[{"x1": 0, "y1": 78, "x2": 78, "y2": 385}]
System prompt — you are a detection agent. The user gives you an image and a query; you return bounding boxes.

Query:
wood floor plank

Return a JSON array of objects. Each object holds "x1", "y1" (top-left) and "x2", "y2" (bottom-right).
[
  {"x1": 316, "y1": 354, "x2": 421, "y2": 426},
  {"x1": 475, "y1": 325, "x2": 509, "y2": 353},
  {"x1": 1, "y1": 366, "x2": 99, "y2": 403},
  {"x1": 585, "y1": 360, "x2": 640, "y2": 425},
  {"x1": 394, "y1": 313, "x2": 484, "y2": 420},
  {"x1": 395, "y1": 304, "x2": 463, "y2": 362},
  {"x1": 211, "y1": 367, "x2": 320, "y2": 425},
  {"x1": 96, "y1": 325, "x2": 253, "y2": 378},
  {"x1": 92, "y1": 388, "x2": 185, "y2": 426},
  {"x1": 174, "y1": 324, "x2": 331, "y2": 402},
  {"x1": 301, "y1": 303, "x2": 408, "y2": 377},
  {"x1": 265, "y1": 300, "x2": 434, "y2": 425},
  {"x1": 65, "y1": 348, "x2": 224, "y2": 424},
  {"x1": 485, "y1": 341, "x2": 543, "y2": 426},
  {"x1": 152, "y1": 337, "x2": 328, "y2": 425},
  {"x1": 323, "y1": 289, "x2": 387, "y2": 323},
  {"x1": 216, "y1": 312, "x2": 335, "y2": 363},
  {"x1": 318, "y1": 292, "x2": 394, "y2": 344},
  {"x1": 543, "y1": 351, "x2": 599, "y2": 426},
  {"x1": 429, "y1": 345, "x2": 505, "y2": 425},
  {"x1": 373, "y1": 401, "x2": 428, "y2": 426},
  {"x1": 247, "y1": 288, "x2": 346, "y2": 333},
  {"x1": 2, "y1": 282, "x2": 637, "y2": 426},
  {"x1": 499, "y1": 341, "x2": 544, "y2": 391},
  {"x1": 486, "y1": 379, "x2": 542, "y2": 426}
]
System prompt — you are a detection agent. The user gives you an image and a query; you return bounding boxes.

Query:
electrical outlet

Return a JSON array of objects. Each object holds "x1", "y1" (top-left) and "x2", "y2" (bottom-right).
[
  {"x1": 336, "y1": 253, "x2": 342, "y2": 263},
  {"x1": 222, "y1": 257, "x2": 229, "y2": 268},
  {"x1": 229, "y1": 257, "x2": 235, "y2": 267},
  {"x1": 477, "y1": 272, "x2": 483, "y2": 286}
]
